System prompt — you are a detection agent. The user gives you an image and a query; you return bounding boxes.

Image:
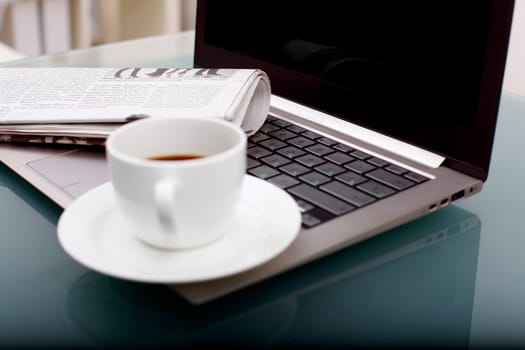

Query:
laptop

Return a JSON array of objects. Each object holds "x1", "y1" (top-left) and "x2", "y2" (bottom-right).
[{"x1": 0, "y1": 1, "x2": 514, "y2": 303}]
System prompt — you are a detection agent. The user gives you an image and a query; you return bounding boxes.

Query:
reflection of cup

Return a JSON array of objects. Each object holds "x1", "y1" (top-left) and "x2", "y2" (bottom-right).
[{"x1": 106, "y1": 117, "x2": 246, "y2": 250}]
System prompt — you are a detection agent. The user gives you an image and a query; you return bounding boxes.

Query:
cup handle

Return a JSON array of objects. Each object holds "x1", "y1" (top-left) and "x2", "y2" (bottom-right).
[{"x1": 154, "y1": 178, "x2": 178, "y2": 234}]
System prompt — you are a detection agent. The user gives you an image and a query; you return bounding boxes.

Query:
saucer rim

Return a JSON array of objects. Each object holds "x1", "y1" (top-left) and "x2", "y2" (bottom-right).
[{"x1": 57, "y1": 175, "x2": 301, "y2": 283}]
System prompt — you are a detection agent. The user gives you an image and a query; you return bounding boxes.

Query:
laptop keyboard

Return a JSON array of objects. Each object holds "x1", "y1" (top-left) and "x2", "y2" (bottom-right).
[{"x1": 247, "y1": 115, "x2": 430, "y2": 228}]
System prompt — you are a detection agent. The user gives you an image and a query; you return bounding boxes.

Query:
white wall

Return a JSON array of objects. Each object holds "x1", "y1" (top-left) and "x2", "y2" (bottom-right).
[{"x1": 504, "y1": 0, "x2": 525, "y2": 96}]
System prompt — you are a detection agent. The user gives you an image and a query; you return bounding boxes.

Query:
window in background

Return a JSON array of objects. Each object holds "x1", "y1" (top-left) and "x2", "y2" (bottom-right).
[
  {"x1": 90, "y1": 0, "x2": 196, "y2": 46},
  {"x1": 0, "y1": 0, "x2": 196, "y2": 58}
]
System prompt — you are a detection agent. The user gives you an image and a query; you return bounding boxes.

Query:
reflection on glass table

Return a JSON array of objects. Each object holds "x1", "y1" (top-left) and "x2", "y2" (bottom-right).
[
  {"x1": 0, "y1": 160, "x2": 479, "y2": 347},
  {"x1": 64, "y1": 205, "x2": 479, "y2": 348}
]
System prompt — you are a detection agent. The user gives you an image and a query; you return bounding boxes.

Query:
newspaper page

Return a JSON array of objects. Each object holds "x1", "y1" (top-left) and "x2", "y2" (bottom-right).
[{"x1": 0, "y1": 68, "x2": 271, "y2": 145}]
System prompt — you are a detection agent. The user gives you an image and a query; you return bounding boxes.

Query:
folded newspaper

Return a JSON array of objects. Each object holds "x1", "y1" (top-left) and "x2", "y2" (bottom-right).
[{"x1": 0, "y1": 67, "x2": 271, "y2": 146}]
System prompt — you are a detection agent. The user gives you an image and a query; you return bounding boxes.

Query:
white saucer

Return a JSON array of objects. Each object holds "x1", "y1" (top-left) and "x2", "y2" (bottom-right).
[{"x1": 57, "y1": 175, "x2": 301, "y2": 284}]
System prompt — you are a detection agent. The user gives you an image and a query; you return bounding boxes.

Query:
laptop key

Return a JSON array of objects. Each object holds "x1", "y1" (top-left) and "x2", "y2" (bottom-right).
[
  {"x1": 302, "y1": 130, "x2": 322, "y2": 139},
  {"x1": 320, "y1": 181, "x2": 376, "y2": 207},
  {"x1": 259, "y1": 138, "x2": 287, "y2": 151},
  {"x1": 277, "y1": 146, "x2": 306, "y2": 159},
  {"x1": 385, "y1": 164, "x2": 407, "y2": 175},
  {"x1": 247, "y1": 146, "x2": 272, "y2": 159},
  {"x1": 404, "y1": 171, "x2": 429, "y2": 183},
  {"x1": 367, "y1": 157, "x2": 389, "y2": 167},
  {"x1": 333, "y1": 143, "x2": 355, "y2": 153},
  {"x1": 259, "y1": 123, "x2": 280, "y2": 133},
  {"x1": 272, "y1": 119, "x2": 291, "y2": 127},
  {"x1": 315, "y1": 162, "x2": 346, "y2": 177},
  {"x1": 248, "y1": 165, "x2": 280, "y2": 179},
  {"x1": 325, "y1": 151, "x2": 354, "y2": 165},
  {"x1": 350, "y1": 150, "x2": 372, "y2": 160},
  {"x1": 288, "y1": 184, "x2": 355, "y2": 216},
  {"x1": 260, "y1": 154, "x2": 292, "y2": 168},
  {"x1": 296, "y1": 154, "x2": 325, "y2": 168},
  {"x1": 286, "y1": 124, "x2": 307, "y2": 133},
  {"x1": 288, "y1": 136, "x2": 316, "y2": 148},
  {"x1": 269, "y1": 129, "x2": 297, "y2": 140},
  {"x1": 280, "y1": 162, "x2": 311, "y2": 177},
  {"x1": 305, "y1": 144, "x2": 334, "y2": 156},
  {"x1": 357, "y1": 180, "x2": 396, "y2": 198},
  {"x1": 345, "y1": 160, "x2": 376, "y2": 174},
  {"x1": 335, "y1": 171, "x2": 367, "y2": 186},
  {"x1": 299, "y1": 171, "x2": 331, "y2": 186},
  {"x1": 303, "y1": 206, "x2": 335, "y2": 225},
  {"x1": 366, "y1": 168, "x2": 415, "y2": 190},
  {"x1": 317, "y1": 137, "x2": 338, "y2": 146},
  {"x1": 250, "y1": 132, "x2": 270, "y2": 143},
  {"x1": 301, "y1": 213, "x2": 322, "y2": 227},
  {"x1": 268, "y1": 174, "x2": 300, "y2": 189}
]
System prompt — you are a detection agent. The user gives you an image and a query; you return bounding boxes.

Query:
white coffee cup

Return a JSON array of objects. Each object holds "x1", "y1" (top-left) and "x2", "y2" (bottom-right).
[{"x1": 106, "y1": 117, "x2": 247, "y2": 250}]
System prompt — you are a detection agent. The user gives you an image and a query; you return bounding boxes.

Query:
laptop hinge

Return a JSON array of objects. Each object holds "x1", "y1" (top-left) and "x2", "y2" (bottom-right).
[{"x1": 270, "y1": 95, "x2": 445, "y2": 169}]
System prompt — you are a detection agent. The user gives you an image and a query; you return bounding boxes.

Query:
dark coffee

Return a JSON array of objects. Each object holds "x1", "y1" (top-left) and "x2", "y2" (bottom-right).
[{"x1": 147, "y1": 154, "x2": 205, "y2": 161}]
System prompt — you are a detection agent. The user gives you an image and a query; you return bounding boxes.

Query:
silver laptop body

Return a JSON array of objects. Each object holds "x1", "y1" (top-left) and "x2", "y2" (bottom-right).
[{"x1": 0, "y1": 1, "x2": 514, "y2": 303}]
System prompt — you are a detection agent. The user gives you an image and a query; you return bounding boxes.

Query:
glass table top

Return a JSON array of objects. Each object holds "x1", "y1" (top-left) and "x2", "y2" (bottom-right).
[{"x1": 0, "y1": 32, "x2": 524, "y2": 348}]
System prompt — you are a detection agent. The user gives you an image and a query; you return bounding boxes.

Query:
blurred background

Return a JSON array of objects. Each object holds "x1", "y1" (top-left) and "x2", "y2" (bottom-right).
[
  {"x1": 0, "y1": 0, "x2": 523, "y2": 96},
  {"x1": 0, "y1": 0, "x2": 196, "y2": 57}
]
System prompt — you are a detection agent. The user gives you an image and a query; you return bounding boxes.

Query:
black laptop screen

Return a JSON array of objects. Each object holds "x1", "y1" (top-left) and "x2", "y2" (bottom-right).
[{"x1": 194, "y1": 1, "x2": 514, "y2": 180}]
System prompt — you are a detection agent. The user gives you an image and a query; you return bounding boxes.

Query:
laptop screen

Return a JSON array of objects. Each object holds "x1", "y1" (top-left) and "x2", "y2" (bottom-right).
[{"x1": 194, "y1": 1, "x2": 514, "y2": 180}]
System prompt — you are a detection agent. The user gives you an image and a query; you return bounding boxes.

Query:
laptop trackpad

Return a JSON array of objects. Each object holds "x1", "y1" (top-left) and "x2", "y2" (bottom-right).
[{"x1": 27, "y1": 149, "x2": 108, "y2": 198}]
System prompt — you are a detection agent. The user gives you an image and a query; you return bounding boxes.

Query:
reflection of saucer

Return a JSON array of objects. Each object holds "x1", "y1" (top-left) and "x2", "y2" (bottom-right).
[
  {"x1": 57, "y1": 175, "x2": 301, "y2": 284},
  {"x1": 66, "y1": 271, "x2": 298, "y2": 346}
]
